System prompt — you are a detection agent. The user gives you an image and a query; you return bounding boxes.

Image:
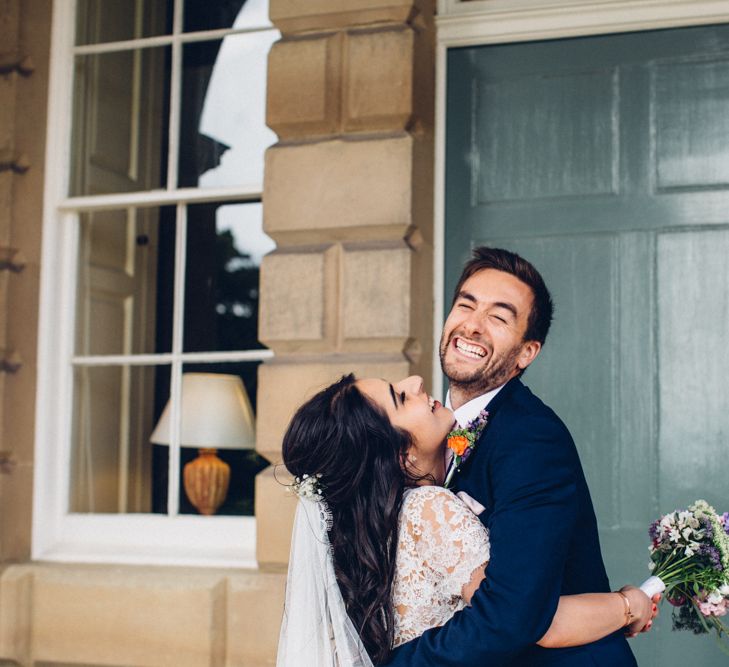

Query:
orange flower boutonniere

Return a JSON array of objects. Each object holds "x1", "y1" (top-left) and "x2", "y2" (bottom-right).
[
  {"x1": 447, "y1": 435, "x2": 469, "y2": 457},
  {"x1": 443, "y1": 409, "x2": 489, "y2": 489}
]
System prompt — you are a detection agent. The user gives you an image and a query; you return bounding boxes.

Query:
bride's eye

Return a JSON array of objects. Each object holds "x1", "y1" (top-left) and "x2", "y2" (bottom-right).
[{"x1": 400, "y1": 391, "x2": 406, "y2": 404}]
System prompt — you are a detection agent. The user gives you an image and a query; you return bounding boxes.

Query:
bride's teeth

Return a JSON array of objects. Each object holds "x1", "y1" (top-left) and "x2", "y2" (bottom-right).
[
  {"x1": 428, "y1": 396, "x2": 435, "y2": 412},
  {"x1": 456, "y1": 339, "x2": 486, "y2": 358}
]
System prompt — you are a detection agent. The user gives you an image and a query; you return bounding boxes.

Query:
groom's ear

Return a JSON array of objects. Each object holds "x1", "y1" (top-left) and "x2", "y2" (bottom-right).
[{"x1": 516, "y1": 340, "x2": 541, "y2": 371}]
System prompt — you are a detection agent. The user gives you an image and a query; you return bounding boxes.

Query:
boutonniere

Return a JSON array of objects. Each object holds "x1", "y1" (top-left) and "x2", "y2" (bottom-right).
[{"x1": 443, "y1": 409, "x2": 489, "y2": 489}]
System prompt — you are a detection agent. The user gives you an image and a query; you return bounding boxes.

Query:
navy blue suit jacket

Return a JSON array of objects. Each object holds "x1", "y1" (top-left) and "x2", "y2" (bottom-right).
[{"x1": 384, "y1": 378, "x2": 637, "y2": 666}]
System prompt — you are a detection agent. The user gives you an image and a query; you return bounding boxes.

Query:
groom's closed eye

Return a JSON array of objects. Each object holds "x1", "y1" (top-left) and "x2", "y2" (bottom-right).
[{"x1": 492, "y1": 301, "x2": 518, "y2": 320}]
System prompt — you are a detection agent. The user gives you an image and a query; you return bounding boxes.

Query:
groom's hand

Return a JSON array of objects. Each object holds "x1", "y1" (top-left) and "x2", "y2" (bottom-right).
[{"x1": 620, "y1": 585, "x2": 660, "y2": 637}]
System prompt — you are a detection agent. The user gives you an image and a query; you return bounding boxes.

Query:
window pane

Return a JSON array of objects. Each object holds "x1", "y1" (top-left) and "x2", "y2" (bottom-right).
[
  {"x1": 184, "y1": 0, "x2": 271, "y2": 32},
  {"x1": 183, "y1": 202, "x2": 274, "y2": 352},
  {"x1": 76, "y1": 0, "x2": 172, "y2": 45},
  {"x1": 178, "y1": 32, "x2": 277, "y2": 188},
  {"x1": 70, "y1": 364, "x2": 170, "y2": 513},
  {"x1": 75, "y1": 207, "x2": 175, "y2": 355},
  {"x1": 71, "y1": 46, "x2": 170, "y2": 196},
  {"x1": 150, "y1": 363, "x2": 267, "y2": 516}
]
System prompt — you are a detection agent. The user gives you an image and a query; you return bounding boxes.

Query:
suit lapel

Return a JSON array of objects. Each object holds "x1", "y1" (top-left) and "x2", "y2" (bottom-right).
[
  {"x1": 450, "y1": 377, "x2": 522, "y2": 487},
  {"x1": 478, "y1": 376, "x2": 521, "y2": 420}
]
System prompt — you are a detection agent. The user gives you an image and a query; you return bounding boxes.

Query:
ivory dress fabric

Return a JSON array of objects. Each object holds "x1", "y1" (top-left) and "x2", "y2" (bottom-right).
[{"x1": 392, "y1": 486, "x2": 490, "y2": 647}]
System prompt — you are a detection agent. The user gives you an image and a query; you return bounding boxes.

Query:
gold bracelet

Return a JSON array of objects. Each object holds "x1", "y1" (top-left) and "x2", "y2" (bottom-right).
[{"x1": 615, "y1": 590, "x2": 634, "y2": 628}]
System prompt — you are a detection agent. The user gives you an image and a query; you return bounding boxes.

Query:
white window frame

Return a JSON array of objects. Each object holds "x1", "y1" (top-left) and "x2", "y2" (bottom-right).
[
  {"x1": 432, "y1": 0, "x2": 729, "y2": 394},
  {"x1": 34, "y1": 0, "x2": 277, "y2": 568}
]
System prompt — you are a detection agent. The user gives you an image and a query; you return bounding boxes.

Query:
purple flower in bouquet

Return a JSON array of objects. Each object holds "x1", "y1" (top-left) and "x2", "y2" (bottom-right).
[
  {"x1": 649, "y1": 519, "x2": 661, "y2": 545},
  {"x1": 698, "y1": 544, "x2": 723, "y2": 571}
]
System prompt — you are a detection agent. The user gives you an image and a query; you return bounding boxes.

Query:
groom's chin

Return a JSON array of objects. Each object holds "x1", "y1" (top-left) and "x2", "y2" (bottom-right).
[
  {"x1": 442, "y1": 364, "x2": 484, "y2": 387},
  {"x1": 442, "y1": 351, "x2": 483, "y2": 377}
]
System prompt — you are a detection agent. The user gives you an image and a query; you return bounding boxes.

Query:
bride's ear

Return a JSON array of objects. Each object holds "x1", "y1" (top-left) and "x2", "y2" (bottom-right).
[{"x1": 403, "y1": 447, "x2": 419, "y2": 475}]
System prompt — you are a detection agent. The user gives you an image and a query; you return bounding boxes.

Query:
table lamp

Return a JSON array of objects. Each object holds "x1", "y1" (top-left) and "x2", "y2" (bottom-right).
[{"x1": 150, "y1": 372, "x2": 256, "y2": 515}]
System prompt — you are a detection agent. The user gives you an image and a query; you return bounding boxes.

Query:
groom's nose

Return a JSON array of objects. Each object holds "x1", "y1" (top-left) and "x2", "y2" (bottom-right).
[{"x1": 461, "y1": 309, "x2": 483, "y2": 338}]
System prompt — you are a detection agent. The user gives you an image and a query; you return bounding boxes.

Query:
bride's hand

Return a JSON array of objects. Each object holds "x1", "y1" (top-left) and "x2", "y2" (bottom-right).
[{"x1": 620, "y1": 585, "x2": 660, "y2": 637}]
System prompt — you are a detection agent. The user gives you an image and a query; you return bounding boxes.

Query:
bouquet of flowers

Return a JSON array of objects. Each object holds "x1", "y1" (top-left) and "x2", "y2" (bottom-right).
[{"x1": 640, "y1": 500, "x2": 729, "y2": 653}]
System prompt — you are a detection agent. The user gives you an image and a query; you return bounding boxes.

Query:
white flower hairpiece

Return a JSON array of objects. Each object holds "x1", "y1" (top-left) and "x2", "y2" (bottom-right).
[{"x1": 290, "y1": 473, "x2": 324, "y2": 501}]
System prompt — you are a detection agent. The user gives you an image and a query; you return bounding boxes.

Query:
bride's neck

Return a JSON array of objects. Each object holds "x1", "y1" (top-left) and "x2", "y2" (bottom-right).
[{"x1": 409, "y1": 450, "x2": 446, "y2": 487}]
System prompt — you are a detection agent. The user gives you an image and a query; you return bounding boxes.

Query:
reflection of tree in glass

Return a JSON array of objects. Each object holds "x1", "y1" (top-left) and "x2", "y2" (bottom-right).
[{"x1": 215, "y1": 229, "x2": 263, "y2": 351}]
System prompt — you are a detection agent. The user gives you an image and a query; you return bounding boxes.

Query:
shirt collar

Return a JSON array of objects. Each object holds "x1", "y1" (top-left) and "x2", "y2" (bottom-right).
[{"x1": 445, "y1": 384, "x2": 506, "y2": 428}]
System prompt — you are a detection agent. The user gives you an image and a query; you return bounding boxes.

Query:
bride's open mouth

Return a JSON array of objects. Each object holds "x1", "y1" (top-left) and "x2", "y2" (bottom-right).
[{"x1": 428, "y1": 396, "x2": 442, "y2": 413}]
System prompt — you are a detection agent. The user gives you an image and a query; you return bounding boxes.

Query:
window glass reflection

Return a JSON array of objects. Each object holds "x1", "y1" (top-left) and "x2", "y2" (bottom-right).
[
  {"x1": 76, "y1": 0, "x2": 171, "y2": 45},
  {"x1": 183, "y1": 202, "x2": 274, "y2": 352},
  {"x1": 178, "y1": 31, "x2": 278, "y2": 188},
  {"x1": 76, "y1": 207, "x2": 175, "y2": 356},
  {"x1": 150, "y1": 363, "x2": 268, "y2": 516},
  {"x1": 70, "y1": 364, "x2": 169, "y2": 513},
  {"x1": 183, "y1": 0, "x2": 271, "y2": 32},
  {"x1": 71, "y1": 47, "x2": 170, "y2": 196}
]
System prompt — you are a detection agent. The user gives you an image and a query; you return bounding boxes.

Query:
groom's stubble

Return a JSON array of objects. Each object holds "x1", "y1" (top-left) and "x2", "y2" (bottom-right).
[{"x1": 439, "y1": 329, "x2": 523, "y2": 403}]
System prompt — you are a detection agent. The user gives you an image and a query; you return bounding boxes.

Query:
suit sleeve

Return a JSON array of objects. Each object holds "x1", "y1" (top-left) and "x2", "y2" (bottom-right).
[{"x1": 383, "y1": 411, "x2": 579, "y2": 666}]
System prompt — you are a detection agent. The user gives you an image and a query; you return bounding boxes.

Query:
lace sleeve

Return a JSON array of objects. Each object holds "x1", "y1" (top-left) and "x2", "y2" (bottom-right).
[{"x1": 404, "y1": 486, "x2": 490, "y2": 600}]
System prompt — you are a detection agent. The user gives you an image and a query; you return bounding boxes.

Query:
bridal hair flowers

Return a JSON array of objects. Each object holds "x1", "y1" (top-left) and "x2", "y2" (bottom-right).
[
  {"x1": 443, "y1": 409, "x2": 489, "y2": 489},
  {"x1": 290, "y1": 473, "x2": 324, "y2": 501},
  {"x1": 640, "y1": 499, "x2": 729, "y2": 653}
]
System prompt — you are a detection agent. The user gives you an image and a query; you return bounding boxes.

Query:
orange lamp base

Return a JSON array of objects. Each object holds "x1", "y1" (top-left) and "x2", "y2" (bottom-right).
[{"x1": 183, "y1": 448, "x2": 230, "y2": 515}]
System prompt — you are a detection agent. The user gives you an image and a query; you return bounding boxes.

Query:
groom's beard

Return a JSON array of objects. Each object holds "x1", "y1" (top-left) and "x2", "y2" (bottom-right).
[{"x1": 439, "y1": 332, "x2": 522, "y2": 399}]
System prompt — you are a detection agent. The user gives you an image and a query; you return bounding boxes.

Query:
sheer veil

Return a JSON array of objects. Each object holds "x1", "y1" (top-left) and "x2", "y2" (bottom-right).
[{"x1": 277, "y1": 497, "x2": 374, "y2": 667}]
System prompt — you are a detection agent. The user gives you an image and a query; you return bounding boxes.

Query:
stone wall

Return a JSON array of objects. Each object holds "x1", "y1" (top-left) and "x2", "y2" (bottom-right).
[
  {"x1": 0, "y1": 563, "x2": 286, "y2": 666},
  {"x1": 257, "y1": 0, "x2": 436, "y2": 567},
  {"x1": 0, "y1": 0, "x2": 50, "y2": 565},
  {"x1": 0, "y1": 0, "x2": 436, "y2": 663}
]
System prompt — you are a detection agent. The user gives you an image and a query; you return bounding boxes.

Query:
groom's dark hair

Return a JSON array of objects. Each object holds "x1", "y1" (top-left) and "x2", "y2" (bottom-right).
[{"x1": 454, "y1": 246, "x2": 554, "y2": 345}]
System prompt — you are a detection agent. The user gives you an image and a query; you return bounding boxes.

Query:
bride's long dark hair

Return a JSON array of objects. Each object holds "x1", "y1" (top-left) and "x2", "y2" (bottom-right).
[{"x1": 281, "y1": 373, "x2": 417, "y2": 664}]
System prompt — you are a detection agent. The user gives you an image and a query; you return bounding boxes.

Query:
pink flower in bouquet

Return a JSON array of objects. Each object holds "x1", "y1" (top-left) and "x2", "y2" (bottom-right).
[{"x1": 697, "y1": 592, "x2": 728, "y2": 618}]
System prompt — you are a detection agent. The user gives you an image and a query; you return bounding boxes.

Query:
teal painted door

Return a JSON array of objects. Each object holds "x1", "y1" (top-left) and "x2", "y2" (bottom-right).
[{"x1": 446, "y1": 25, "x2": 729, "y2": 666}]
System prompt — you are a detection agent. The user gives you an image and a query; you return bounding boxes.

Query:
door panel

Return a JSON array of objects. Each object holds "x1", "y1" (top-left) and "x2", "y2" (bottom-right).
[
  {"x1": 482, "y1": 234, "x2": 621, "y2": 527},
  {"x1": 70, "y1": 2, "x2": 166, "y2": 513},
  {"x1": 654, "y1": 58, "x2": 729, "y2": 190},
  {"x1": 657, "y1": 230, "x2": 729, "y2": 505},
  {"x1": 446, "y1": 25, "x2": 729, "y2": 666},
  {"x1": 475, "y1": 70, "x2": 618, "y2": 202}
]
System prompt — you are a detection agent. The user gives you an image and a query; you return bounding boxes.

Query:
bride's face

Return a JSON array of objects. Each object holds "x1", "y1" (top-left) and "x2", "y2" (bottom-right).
[{"x1": 357, "y1": 376, "x2": 456, "y2": 457}]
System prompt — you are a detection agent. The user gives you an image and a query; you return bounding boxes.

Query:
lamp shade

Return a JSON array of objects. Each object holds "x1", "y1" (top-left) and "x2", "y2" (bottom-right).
[{"x1": 150, "y1": 373, "x2": 255, "y2": 450}]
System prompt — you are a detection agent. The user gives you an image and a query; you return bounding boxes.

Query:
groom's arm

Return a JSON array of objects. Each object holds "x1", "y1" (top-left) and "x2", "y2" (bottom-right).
[{"x1": 383, "y1": 411, "x2": 579, "y2": 666}]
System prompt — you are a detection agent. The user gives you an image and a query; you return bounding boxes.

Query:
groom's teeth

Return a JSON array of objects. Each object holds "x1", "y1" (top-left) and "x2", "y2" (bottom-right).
[
  {"x1": 428, "y1": 396, "x2": 435, "y2": 412},
  {"x1": 456, "y1": 339, "x2": 486, "y2": 358}
]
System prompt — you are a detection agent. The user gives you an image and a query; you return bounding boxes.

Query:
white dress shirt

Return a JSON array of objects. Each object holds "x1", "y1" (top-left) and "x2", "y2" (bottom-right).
[
  {"x1": 445, "y1": 384, "x2": 506, "y2": 428},
  {"x1": 443, "y1": 384, "x2": 506, "y2": 481}
]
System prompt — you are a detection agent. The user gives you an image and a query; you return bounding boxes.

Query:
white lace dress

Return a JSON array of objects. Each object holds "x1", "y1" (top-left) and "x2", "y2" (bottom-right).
[{"x1": 391, "y1": 485, "x2": 491, "y2": 647}]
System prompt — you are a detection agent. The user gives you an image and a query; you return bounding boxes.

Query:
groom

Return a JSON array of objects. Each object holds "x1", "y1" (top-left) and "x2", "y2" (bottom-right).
[{"x1": 385, "y1": 247, "x2": 647, "y2": 666}]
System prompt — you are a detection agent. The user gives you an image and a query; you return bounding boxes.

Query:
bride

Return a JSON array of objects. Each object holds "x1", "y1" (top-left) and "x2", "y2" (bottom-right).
[{"x1": 276, "y1": 373, "x2": 657, "y2": 666}]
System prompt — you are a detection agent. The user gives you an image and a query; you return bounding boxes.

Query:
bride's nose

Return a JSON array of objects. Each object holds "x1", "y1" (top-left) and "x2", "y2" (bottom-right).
[{"x1": 398, "y1": 375, "x2": 424, "y2": 396}]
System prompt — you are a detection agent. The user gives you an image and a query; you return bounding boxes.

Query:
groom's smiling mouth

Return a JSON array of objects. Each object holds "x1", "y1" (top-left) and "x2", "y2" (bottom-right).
[{"x1": 453, "y1": 337, "x2": 488, "y2": 360}]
